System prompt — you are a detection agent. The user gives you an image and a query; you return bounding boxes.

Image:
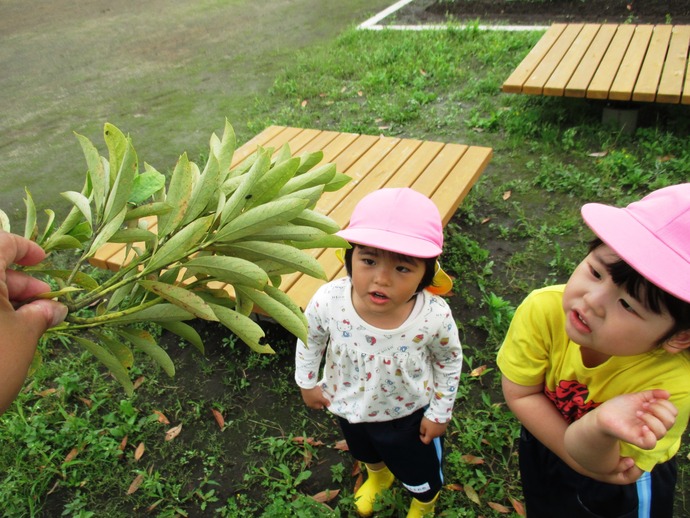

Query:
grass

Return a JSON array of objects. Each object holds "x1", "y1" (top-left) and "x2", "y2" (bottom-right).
[{"x1": 2, "y1": 23, "x2": 690, "y2": 517}]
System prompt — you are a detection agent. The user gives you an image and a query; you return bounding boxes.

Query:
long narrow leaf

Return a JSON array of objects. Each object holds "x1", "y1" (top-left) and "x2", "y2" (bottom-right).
[
  {"x1": 138, "y1": 280, "x2": 219, "y2": 321},
  {"x1": 23, "y1": 189, "x2": 37, "y2": 240},
  {"x1": 86, "y1": 206, "x2": 127, "y2": 258},
  {"x1": 105, "y1": 303, "x2": 195, "y2": 324},
  {"x1": 70, "y1": 335, "x2": 134, "y2": 395},
  {"x1": 209, "y1": 303, "x2": 274, "y2": 354},
  {"x1": 118, "y1": 327, "x2": 175, "y2": 377},
  {"x1": 103, "y1": 138, "x2": 138, "y2": 225},
  {"x1": 157, "y1": 153, "x2": 193, "y2": 238},
  {"x1": 159, "y1": 321, "x2": 204, "y2": 354},
  {"x1": 75, "y1": 132, "x2": 107, "y2": 218},
  {"x1": 183, "y1": 255, "x2": 268, "y2": 289},
  {"x1": 142, "y1": 215, "x2": 213, "y2": 274},
  {"x1": 236, "y1": 286, "x2": 307, "y2": 343}
]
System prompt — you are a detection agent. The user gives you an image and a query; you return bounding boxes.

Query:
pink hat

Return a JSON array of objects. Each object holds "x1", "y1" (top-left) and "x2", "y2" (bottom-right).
[
  {"x1": 336, "y1": 188, "x2": 443, "y2": 258},
  {"x1": 581, "y1": 183, "x2": 690, "y2": 303}
]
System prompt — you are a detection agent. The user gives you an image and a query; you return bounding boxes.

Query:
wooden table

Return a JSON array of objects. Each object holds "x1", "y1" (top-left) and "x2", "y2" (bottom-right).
[
  {"x1": 503, "y1": 23, "x2": 690, "y2": 104},
  {"x1": 90, "y1": 126, "x2": 492, "y2": 310}
]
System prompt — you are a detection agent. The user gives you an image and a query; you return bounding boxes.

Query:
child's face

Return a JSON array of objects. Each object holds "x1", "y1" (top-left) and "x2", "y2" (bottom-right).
[
  {"x1": 350, "y1": 246, "x2": 426, "y2": 329},
  {"x1": 562, "y1": 244, "x2": 675, "y2": 362}
]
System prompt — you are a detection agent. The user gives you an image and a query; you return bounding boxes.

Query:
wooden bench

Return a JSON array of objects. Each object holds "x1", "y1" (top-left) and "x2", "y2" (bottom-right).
[
  {"x1": 503, "y1": 23, "x2": 690, "y2": 104},
  {"x1": 90, "y1": 126, "x2": 492, "y2": 310}
]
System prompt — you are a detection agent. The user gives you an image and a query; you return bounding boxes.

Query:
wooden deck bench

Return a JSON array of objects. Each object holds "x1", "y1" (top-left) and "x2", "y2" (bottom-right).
[
  {"x1": 503, "y1": 23, "x2": 690, "y2": 104},
  {"x1": 90, "y1": 126, "x2": 492, "y2": 310}
]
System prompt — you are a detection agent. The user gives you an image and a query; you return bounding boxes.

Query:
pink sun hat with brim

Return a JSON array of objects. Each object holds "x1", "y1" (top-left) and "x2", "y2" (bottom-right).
[
  {"x1": 336, "y1": 188, "x2": 443, "y2": 258},
  {"x1": 581, "y1": 183, "x2": 690, "y2": 303}
]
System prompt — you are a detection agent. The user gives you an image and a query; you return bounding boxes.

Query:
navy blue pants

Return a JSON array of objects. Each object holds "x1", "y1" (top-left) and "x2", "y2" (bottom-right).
[
  {"x1": 338, "y1": 408, "x2": 444, "y2": 502},
  {"x1": 519, "y1": 427, "x2": 677, "y2": 518}
]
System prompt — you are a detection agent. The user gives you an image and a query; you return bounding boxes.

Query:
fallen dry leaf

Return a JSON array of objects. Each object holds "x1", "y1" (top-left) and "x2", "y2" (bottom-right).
[
  {"x1": 588, "y1": 151, "x2": 608, "y2": 158},
  {"x1": 502, "y1": 190, "x2": 512, "y2": 201},
  {"x1": 78, "y1": 397, "x2": 93, "y2": 408},
  {"x1": 461, "y1": 454, "x2": 485, "y2": 465},
  {"x1": 488, "y1": 501, "x2": 511, "y2": 513},
  {"x1": 510, "y1": 497, "x2": 526, "y2": 516},
  {"x1": 127, "y1": 474, "x2": 144, "y2": 495},
  {"x1": 165, "y1": 423, "x2": 182, "y2": 441},
  {"x1": 303, "y1": 449, "x2": 313, "y2": 467},
  {"x1": 445, "y1": 483, "x2": 463, "y2": 491},
  {"x1": 311, "y1": 489, "x2": 340, "y2": 503},
  {"x1": 301, "y1": 100, "x2": 308, "y2": 107},
  {"x1": 153, "y1": 410, "x2": 170, "y2": 425},
  {"x1": 212, "y1": 408, "x2": 225, "y2": 429},
  {"x1": 470, "y1": 365, "x2": 488, "y2": 377},
  {"x1": 464, "y1": 484, "x2": 480, "y2": 505},
  {"x1": 357, "y1": 90, "x2": 363, "y2": 97},
  {"x1": 134, "y1": 442, "x2": 145, "y2": 461},
  {"x1": 481, "y1": 217, "x2": 491, "y2": 224},
  {"x1": 63, "y1": 448, "x2": 79, "y2": 464},
  {"x1": 334, "y1": 439, "x2": 349, "y2": 451},
  {"x1": 353, "y1": 472, "x2": 364, "y2": 493},
  {"x1": 133, "y1": 376, "x2": 145, "y2": 390},
  {"x1": 293, "y1": 436, "x2": 325, "y2": 447},
  {"x1": 419, "y1": 69, "x2": 427, "y2": 76}
]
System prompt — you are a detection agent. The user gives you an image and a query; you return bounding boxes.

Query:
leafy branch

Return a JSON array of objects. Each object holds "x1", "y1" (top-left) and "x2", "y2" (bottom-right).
[{"x1": 1, "y1": 120, "x2": 350, "y2": 395}]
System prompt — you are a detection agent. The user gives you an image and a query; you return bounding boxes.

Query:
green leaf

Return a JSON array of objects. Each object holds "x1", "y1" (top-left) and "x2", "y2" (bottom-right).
[
  {"x1": 129, "y1": 170, "x2": 166, "y2": 204},
  {"x1": 159, "y1": 321, "x2": 204, "y2": 354},
  {"x1": 158, "y1": 153, "x2": 193, "y2": 238},
  {"x1": 61, "y1": 191, "x2": 93, "y2": 228},
  {"x1": 219, "y1": 147, "x2": 271, "y2": 225},
  {"x1": 324, "y1": 172, "x2": 353, "y2": 192},
  {"x1": 138, "y1": 280, "x2": 219, "y2": 321},
  {"x1": 106, "y1": 303, "x2": 195, "y2": 325},
  {"x1": 103, "y1": 137, "x2": 138, "y2": 225},
  {"x1": 220, "y1": 241, "x2": 326, "y2": 280},
  {"x1": 42, "y1": 233, "x2": 83, "y2": 252},
  {"x1": 33, "y1": 287, "x2": 83, "y2": 299},
  {"x1": 236, "y1": 286, "x2": 307, "y2": 343},
  {"x1": 292, "y1": 209, "x2": 341, "y2": 233},
  {"x1": 277, "y1": 185, "x2": 325, "y2": 209},
  {"x1": 180, "y1": 153, "x2": 221, "y2": 226},
  {"x1": 142, "y1": 215, "x2": 213, "y2": 274},
  {"x1": 184, "y1": 255, "x2": 268, "y2": 289},
  {"x1": 296, "y1": 150, "x2": 324, "y2": 174},
  {"x1": 0, "y1": 210, "x2": 10, "y2": 232},
  {"x1": 75, "y1": 132, "x2": 107, "y2": 218},
  {"x1": 70, "y1": 335, "x2": 134, "y2": 396},
  {"x1": 209, "y1": 303, "x2": 274, "y2": 354},
  {"x1": 86, "y1": 205, "x2": 127, "y2": 258},
  {"x1": 124, "y1": 202, "x2": 172, "y2": 221},
  {"x1": 92, "y1": 331, "x2": 135, "y2": 369},
  {"x1": 118, "y1": 327, "x2": 175, "y2": 377},
  {"x1": 103, "y1": 123, "x2": 128, "y2": 187},
  {"x1": 277, "y1": 162, "x2": 336, "y2": 197},
  {"x1": 239, "y1": 224, "x2": 328, "y2": 243},
  {"x1": 215, "y1": 197, "x2": 309, "y2": 243},
  {"x1": 289, "y1": 234, "x2": 351, "y2": 250},
  {"x1": 109, "y1": 228, "x2": 157, "y2": 243},
  {"x1": 213, "y1": 118, "x2": 237, "y2": 178},
  {"x1": 244, "y1": 156, "x2": 301, "y2": 209},
  {"x1": 23, "y1": 189, "x2": 37, "y2": 240},
  {"x1": 28, "y1": 269, "x2": 99, "y2": 291}
]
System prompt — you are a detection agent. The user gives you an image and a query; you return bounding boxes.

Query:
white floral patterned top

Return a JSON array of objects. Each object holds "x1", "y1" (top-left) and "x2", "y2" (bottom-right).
[{"x1": 295, "y1": 277, "x2": 462, "y2": 424}]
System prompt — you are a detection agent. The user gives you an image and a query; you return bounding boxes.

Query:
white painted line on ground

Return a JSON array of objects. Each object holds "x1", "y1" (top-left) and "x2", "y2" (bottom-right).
[{"x1": 358, "y1": 0, "x2": 548, "y2": 32}]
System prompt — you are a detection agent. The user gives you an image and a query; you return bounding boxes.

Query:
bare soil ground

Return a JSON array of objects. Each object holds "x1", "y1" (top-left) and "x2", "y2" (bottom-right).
[{"x1": 393, "y1": 0, "x2": 690, "y2": 25}]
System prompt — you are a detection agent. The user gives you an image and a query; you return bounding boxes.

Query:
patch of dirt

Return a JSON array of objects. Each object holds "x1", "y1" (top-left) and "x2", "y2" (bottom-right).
[{"x1": 393, "y1": 0, "x2": 690, "y2": 25}]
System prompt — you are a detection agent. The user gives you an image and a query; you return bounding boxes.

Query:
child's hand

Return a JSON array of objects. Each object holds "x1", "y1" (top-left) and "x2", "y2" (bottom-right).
[
  {"x1": 300, "y1": 386, "x2": 330, "y2": 410},
  {"x1": 594, "y1": 389, "x2": 677, "y2": 450},
  {"x1": 419, "y1": 417, "x2": 447, "y2": 444}
]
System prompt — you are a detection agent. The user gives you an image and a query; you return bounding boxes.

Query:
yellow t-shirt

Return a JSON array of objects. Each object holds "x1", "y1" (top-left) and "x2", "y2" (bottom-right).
[{"x1": 497, "y1": 285, "x2": 690, "y2": 472}]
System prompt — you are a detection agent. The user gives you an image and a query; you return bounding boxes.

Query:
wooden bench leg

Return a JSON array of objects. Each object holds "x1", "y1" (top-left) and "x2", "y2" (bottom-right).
[{"x1": 601, "y1": 102, "x2": 640, "y2": 135}]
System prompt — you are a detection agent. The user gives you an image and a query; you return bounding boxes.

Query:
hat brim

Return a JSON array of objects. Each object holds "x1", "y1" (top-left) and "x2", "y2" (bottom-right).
[
  {"x1": 582, "y1": 203, "x2": 690, "y2": 302},
  {"x1": 335, "y1": 228, "x2": 442, "y2": 258}
]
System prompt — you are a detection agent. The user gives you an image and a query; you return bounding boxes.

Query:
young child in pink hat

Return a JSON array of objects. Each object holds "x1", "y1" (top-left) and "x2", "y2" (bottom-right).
[
  {"x1": 498, "y1": 183, "x2": 690, "y2": 517},
  {"x1": 294, "y1": 188, "x2": 462, "y2": 517}
]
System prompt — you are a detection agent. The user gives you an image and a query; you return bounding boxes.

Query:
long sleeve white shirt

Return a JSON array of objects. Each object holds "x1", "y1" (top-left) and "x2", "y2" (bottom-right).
[{"x1": 295, "y1": 277, "x2": 462, "y2": 424}]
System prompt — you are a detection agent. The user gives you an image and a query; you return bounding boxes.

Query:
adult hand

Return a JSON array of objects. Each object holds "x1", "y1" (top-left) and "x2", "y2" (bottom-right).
[{"x1": 0, "y1": 231, "x2": 67, "y2": 415}]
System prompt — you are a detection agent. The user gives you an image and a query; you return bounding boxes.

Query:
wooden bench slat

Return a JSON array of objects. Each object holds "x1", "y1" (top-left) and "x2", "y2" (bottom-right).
[
  {"x1": 544, "y1": 24, "x2": 600, "y2": 96},
  {"x1": 565, "y1": 24, "x2": 618, "y2": 97},
  {"x1": 657, "y1": 25, "x2": 690, "y2": 103},
  {"x1": 684, "y1": 58, "x2": 690, "y2": 104},
  {"x1": 524, "y1": 24, "x2": 585, "y2": 95},
  {"x1": 632, "y1": 25, "x2": 674, "y2": 102},
  {"x1": 607, "y1": 24, "x2": 653, "y2": 101},
  {"x1": 585, "y1": 24, "x2": 636, "y2": 99},
  {"x1": 502, "y1": 24, "x2": 567, "y2": 93}
]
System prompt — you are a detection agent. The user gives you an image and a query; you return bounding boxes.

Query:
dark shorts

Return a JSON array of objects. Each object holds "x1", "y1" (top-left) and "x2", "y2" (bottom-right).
[
  {"x1": 338, "y1": 408, "x2": 444, "y2": 502},
  {"x1": 519, "y1": 427, "x2": 677, "y2": 518}
]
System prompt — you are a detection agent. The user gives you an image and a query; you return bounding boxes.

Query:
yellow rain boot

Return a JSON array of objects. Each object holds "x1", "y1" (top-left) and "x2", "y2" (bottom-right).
[
  {"x1": 406, "y1": 492, "x2": 439, "y2": 518},
  {"x1": 354, "y1": 464, "x2": 395, "y2": 517}
]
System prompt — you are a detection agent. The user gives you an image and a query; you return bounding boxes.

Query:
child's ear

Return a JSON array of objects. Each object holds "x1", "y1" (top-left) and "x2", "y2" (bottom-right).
[{"x1": 663, "y1": 331, "x2": 690, "y2": 354}]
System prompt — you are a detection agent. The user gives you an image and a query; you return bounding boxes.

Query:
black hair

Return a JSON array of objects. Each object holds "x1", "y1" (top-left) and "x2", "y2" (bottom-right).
[
  {"x1": 589, "y1": 238, "x2": 690, "y2": 343},
  {"x1": 344, "y1": 245, "x2": 437, "y2": 293}
]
